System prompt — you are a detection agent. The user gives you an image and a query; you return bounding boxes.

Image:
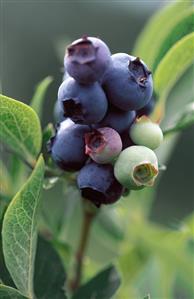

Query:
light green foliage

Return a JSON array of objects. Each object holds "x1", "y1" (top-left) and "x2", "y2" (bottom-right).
[
  {"x1": 117, "y1": 194, "x2": 194, "y2": 298},
  {"x1": 154, "y1": 33, "x2": 194, "y2": 101},
  {"x1": 0, "y1": 95, "x2": 42, "y2": 165},
  {"x1": 151, "y1": 9, "x2": 194, "y2": 71},
  {"x1": 31, "y1": 76, "x2": 53, "y2": 118},
  {"x1": 2, "y1": 156, "x2": 45, "y2": 299},
  {"x1": 133, "y1": 0, "x2": 192, "y2": 68},
  {"x1": 0, "y1": 285, "x2": 28, "y2": 299},
  {"x1": 152, "y1": 33, "x2": 194, "y2": 121},
  {"x1": 163, "y1": 102, "x2": 194, "y2": 135}
]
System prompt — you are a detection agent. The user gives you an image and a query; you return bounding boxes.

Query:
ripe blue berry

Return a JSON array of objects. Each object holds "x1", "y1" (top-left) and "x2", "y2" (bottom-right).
[
  {"x1": 64, "y1": 36, "x2": 112, "y2": 84},
  {"x1": 114, "y1": 145, "x2": 158, "y2": 189},
  {"x1": 49, "y1": 119, "x2": 90, "y2": 171},
  {"x1": 136, "y1": 95, "x2": 155, "y2": 117},
  {"x1": 85, "y1": 127, "x2": 122, "y2": 164},
  {"x1": 130, "y1": 116, "x2": 163, "y2": 150},
  {"x1": 77, "y1": 162, "x2": 123, "y2": 207},
  {"x1": 103, "y1": 53, "x2": 153, "y2": 111},
  {"x1": 97, "y1": 105, "x2": 136, "y2": 133},
  {"x1": 58, "y1": 77, "x2": 108, "y2": 124}
]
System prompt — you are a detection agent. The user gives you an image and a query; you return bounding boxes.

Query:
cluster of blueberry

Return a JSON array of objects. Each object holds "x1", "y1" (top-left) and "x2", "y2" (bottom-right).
[{"x1": 49, "y1": 36, "x2": 163, "y2": 207}]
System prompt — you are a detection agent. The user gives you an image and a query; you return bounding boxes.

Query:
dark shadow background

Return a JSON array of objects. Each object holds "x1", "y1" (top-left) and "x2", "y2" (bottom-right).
[{"x1": 1, "y1": 0, "x2": 194, "y2": 225}]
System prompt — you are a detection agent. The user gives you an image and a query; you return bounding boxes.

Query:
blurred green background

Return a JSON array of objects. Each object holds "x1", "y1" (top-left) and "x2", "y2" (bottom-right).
[
  {"x1": 1, "y1": 1, "x2": 194, "y2": 298},
  {"x1": 2, "y1": 0, "x2": 193, "y2": 225}
]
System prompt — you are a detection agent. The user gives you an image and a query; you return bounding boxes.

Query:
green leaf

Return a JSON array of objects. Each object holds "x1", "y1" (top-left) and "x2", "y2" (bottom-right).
[
  {"x1": 42, "y1": 123, "x2": 55, "y2": 145},
  {"x1": 0, "y1": 95, "x2": 42, "y2": 165},
  {"x1": 0, "y1": 210, "x2": 15, "y2": 289},
  {"x1": 133, "y1": 0, "x2": 192, "y2": 66},
  {"x1": 34, "y1": 237, "x2": 67, "y2": 299},
  {"x1": 181, "y1": 212, "x2": 194, "y2": 238},
  {"x1": 144, "y1": 295, "x2": 150, "y2": 299},
  {"x1": 152, "y1": 33, "x2": 194, "y2": 120},
  {"x1": 154, "y1": 33, "x2": 194, "y2": 98},
  {"x1": 152, "y1": 9, "x2": 194, "y2": 71},
  {"x1": 31, "y1": 77, "x2": 53, "y2": 118},
  {"x1": 72, "y1": 265, "x2": 121, "y2": 299},
  {"x1": 163, "y1": 102, "x2": 194, "y2": 135},
  {"x1": 0, "y1": 285, "x2": 28, "y2": 299},
  {"x1": 2, "y1": 155, "x2": 45, "y2": 299}
]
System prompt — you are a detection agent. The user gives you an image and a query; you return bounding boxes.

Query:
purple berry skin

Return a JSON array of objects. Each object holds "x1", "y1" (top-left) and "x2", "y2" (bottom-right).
[
  {"x1": 77, "y1": 162, "x2": 124, "y2": 207},
  {"x1": 97, "y1": 105, "x2": 136, "y2": 133},
  {"x1": 49, "y1": 119, "x2": 90, "y2": 171},
  {"x1": 64, "y1": 36, "x2": 112, "y2": 84},
  {"x1": 85, "y1": 127, "x2": 122, "y2": 164},
  {"x1": 136, "y1": 95, "x2": 155, "y2": 117},
  {"x1": 58, "y1": 77, "x2": 108, "y2": 124},
  {"x1": 103, "y1": 53, "x2": 153, "y2": 111}
]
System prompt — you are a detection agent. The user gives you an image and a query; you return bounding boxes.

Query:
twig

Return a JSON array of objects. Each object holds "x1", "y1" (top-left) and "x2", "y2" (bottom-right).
[{"x1": 69, "y1": 200, "x2": 98, "y2": 293}]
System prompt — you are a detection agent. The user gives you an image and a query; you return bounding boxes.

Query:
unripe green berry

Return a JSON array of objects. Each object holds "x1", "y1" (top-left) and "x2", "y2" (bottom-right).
[
  {"x1": 114, "y1": 145, "x2": 158, "y2": 189},
  {"x1": 130, "y1": 116, "x2": 163, "y2": 150}
]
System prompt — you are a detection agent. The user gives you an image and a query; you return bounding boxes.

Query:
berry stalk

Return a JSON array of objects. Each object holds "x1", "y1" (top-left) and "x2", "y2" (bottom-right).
[{"x1": 69, "y1": 200, "x2": 98, "y2": 293}]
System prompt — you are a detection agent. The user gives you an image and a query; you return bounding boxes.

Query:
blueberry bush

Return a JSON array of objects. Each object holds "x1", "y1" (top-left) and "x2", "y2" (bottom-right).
[{"x1": 0, "y1": 1, "x2": 194, "y2": 298}]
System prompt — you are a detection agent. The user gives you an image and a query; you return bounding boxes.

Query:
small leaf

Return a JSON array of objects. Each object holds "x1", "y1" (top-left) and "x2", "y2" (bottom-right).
[
  {"x1": 0, "y1": 95, "x2": 42, "y2": 165},
  {"x1": 152, "y1": 33, "x2": 194, "y2": 120},
  {"x1": 2, "y1": 155, "x2": 45, "y2": 298},
  {"x1": 0, "y1": 211, "x2": 15, "y2": 288},
  {"x1": 31, "y1": 76, "x2": 53, "y2": 118},
  {"x1": 133, "y1": 0, "x2": 192, "y2": 66},
  {"x1": 181, "y1": 213, "x2": 194, "y2": 239},
  {"x1": 72, "y1": 265, "x2": 121, "y2": 299},
  {"x1": 0, "y1": 285, "x2": 28, "y2": 299},
  {"x1": 163, "y1": 102, "x2": 194, "y2": 135},
  {"x1": 154, "y1": 33, "x2": 194, "y2": 98},
  {"x1": 34, "y1": 236, "x2": 67, "y2": 299},
  {"x1": 144, "y1": 295, "x2": 151, "y2": 299},
  {"x1": 152, "y1": 9, "x2": 194, "y2": 71},
  {"x1": 42, "y1": 123, "x2": 55, "y2": 145}
]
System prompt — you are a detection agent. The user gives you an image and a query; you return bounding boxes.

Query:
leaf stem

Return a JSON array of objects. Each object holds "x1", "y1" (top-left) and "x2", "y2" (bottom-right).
[{"x1": 69, "y1": 200, "x2": 98, "y2": 293}]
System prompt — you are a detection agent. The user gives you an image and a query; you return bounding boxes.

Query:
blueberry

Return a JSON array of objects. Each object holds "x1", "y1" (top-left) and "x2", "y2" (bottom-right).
[
  {"x1": 49, "y1": 118, "x2": 90, "y2": 171},
  {"x1": 85, "y1": 127, "x2": 122, "y2": 164},
  {"x1": 64, "y1": 36, "x2": 112, "y2": 84},
  {"x1": 58, "y1": 77, "x2": 108, "y2": 124},
  {"x1": 77, "y1": 162, "x2": 123, "y2": 207},
  {"x1": 97, "y1": 105, "x2": 136, "y2": 133},
  {"x1": 130, "y1": 116, "x2": 163, "y2": 150},
  {"x1": 114, "y1": 145, "x2": 158, "y2": 189},
  {"x1": 103, "y1": 53, "x2": 153, "y2": 111},
  {"x1": 136, "y1": 95, "x2": 155, "y2": 117}
]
